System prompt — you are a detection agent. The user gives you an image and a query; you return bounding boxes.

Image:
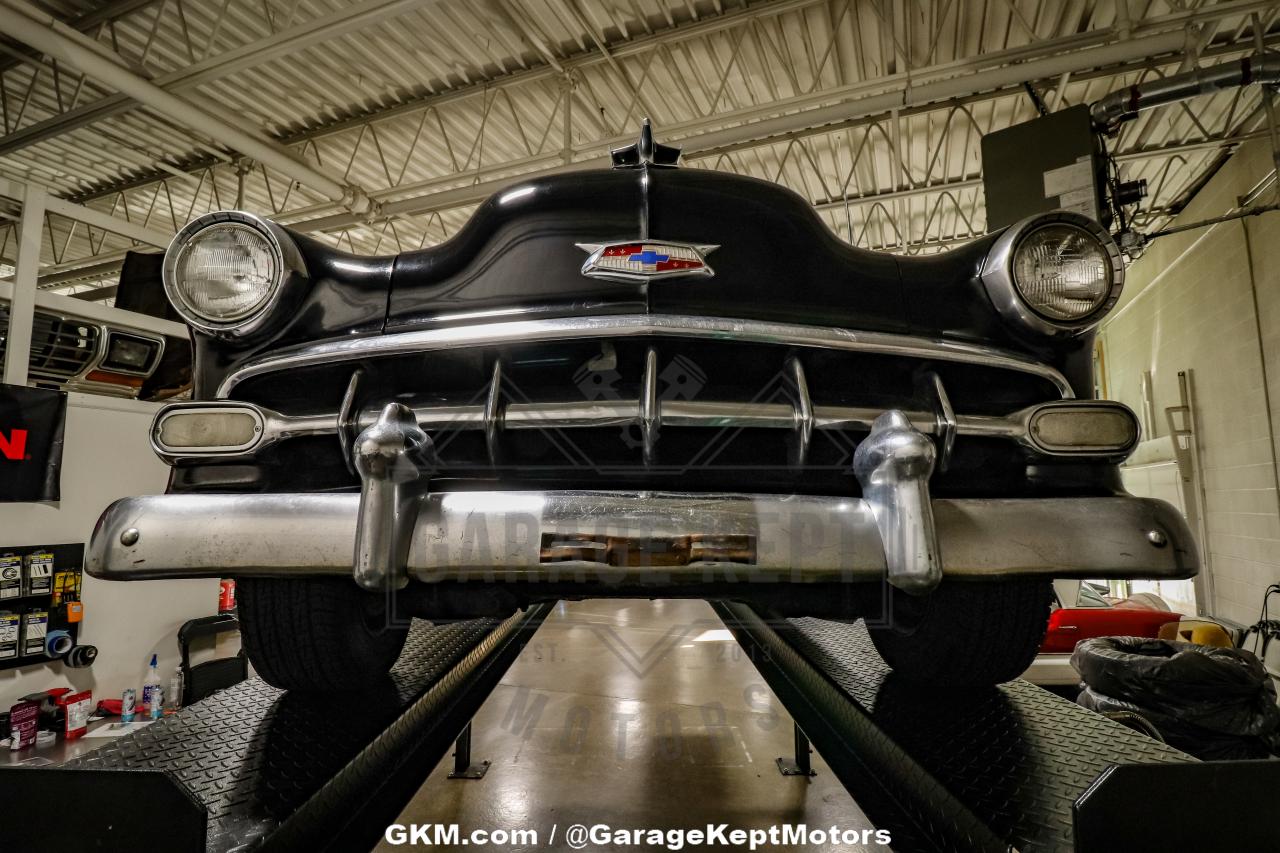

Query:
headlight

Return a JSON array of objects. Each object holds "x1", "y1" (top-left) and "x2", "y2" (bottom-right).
[
  {"x1": 981, "y1": 211, "x2": 1123, "y2": 337},
  {"x1": 1012, "y1": 224, "x2": 1112, "y2": 321},
  {"x1": 172, "y1": 223, "x2": 277, "y2": 321},
  {"x1": 162, "y1": 211, "x2": 305, "y2": 338}
]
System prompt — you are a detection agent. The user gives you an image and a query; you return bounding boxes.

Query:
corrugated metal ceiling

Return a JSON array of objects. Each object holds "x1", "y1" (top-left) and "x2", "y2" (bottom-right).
[{"x1": 0, "y1": 0, "x2": 1277, "y2": 295}]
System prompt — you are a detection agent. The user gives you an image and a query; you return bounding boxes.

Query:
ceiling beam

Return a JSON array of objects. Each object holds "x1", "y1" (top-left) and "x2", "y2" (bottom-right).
[
  {"x1": 69, "y1": 283, "x2": 117, "y2": 301},
  {"x1": 0, "y1": 277, "x2": 186, "y2": 336},
  {"x1": 0, "y1": 0, "x2": 452, "y2": 157},
  {"x1": 38, "y1": 119, "x2": 1270, "y2": 292},
  {"x1": 53, "y1": 0, "x2": 1274, "y2": 216},
  {"x1": 0, "y1": 174, "x2": 169, "y2": 245},
  {"x1": 57, "y1": 0, "x2": 825, "y2": 204},
  {"x1": 0, "y1": 1, "x2": 360, "y2": 206},
  {"x1": 809, "y1": 129, "x2": 1274, "y2": 212},
  {"x1": 9, "y1": 0, "x2": 1274, "y2": 273},
  {"x1": 292, "y1": 24, "x2": 1215, "y2": 232},
  {"x1": 269, "y1": 32, "x2": 1275, "y2": 228},
  {"x1": 0, "y1": 0, "x2": 157, "y2": 75}
]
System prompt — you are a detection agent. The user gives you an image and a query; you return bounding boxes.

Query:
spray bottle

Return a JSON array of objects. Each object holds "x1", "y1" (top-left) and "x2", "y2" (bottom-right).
[{"x1": 141, "y1": 654, "x2": 161, "y2": 715}]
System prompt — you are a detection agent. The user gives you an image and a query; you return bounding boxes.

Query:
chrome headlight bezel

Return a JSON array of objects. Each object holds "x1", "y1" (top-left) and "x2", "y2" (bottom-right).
[
  {"x1": 162, "y1": 210, "x2": 306, "y2": 339},
  {"x1": 981, "y1": 211, "x2": 1124, "y2": 338}
]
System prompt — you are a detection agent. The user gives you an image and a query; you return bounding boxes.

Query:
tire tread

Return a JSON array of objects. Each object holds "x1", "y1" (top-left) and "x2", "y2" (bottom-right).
[
  {"x1": 867, "y1": 579, "x2": 1054, "y2": 687},
  {"x1": 238, "y1": 578, "x2": 407, "y2": 691}
]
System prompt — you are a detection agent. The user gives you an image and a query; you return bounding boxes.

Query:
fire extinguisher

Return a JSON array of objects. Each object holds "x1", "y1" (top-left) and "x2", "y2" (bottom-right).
[{"x1": 218, "y1": 579, "x2": 236, "y2": 613}]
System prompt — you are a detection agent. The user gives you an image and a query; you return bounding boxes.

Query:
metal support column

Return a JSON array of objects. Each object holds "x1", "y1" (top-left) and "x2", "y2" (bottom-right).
[
  {"x1": 447, "y1": 721, "x2": 490, "y2": 779},
  {"x1": 776, "y1": 722, "x2": 817, "y2": 777},
  {"x1": 3, "y1": 182, "x2": 45, "y2": 387}
]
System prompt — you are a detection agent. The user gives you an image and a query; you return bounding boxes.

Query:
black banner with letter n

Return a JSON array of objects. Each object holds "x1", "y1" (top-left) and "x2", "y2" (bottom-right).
[{"x1": 0, "y1": 384, "x2": 67, "y2": 502}]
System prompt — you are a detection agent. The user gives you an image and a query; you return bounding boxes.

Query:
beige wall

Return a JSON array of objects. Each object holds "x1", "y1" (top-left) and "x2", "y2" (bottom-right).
[
  {"x1": 1101, "y1": 139, "x2": 1280, "y2": 629},
  {"x1": 0, "y1": 393, "x2": 219, "y2": 708}
]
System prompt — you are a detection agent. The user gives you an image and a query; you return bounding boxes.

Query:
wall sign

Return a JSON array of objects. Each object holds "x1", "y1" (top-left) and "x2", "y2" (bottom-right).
[{"x1": 0, "y1": 384, "x2": 67, "y2": 502}]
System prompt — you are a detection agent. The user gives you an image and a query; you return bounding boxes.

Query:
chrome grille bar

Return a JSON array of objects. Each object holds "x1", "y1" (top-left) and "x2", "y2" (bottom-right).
[
  {"x1": 151, "y1": 394, "x2": 1031, "y2": 464},
  {"x1": 216, "y1": 314, "x2": 1075, "y2": 398}
]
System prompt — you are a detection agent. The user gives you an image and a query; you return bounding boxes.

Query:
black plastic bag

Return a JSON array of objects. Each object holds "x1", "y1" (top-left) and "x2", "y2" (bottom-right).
[
  {"x1": 1072, "y1": 637, "x2": 1280, "y2": 758},
  {"x1": 1077, "y1": 686, "x2": 1270, "y2": 760}
]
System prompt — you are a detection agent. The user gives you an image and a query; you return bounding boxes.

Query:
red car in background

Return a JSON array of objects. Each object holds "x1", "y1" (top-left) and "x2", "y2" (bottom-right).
[{"x1": 1024, "y1": 581, "x2": 1183, "y2": 686}]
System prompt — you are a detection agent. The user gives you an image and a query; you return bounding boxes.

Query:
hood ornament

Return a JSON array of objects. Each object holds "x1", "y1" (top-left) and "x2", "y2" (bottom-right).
[
  {"x1": 576, "y1": 241, "x2": 717, "y2": 283},
  {"x1": 585, "y1": 121, "x2": 707, "y2": 282},
  {"x1": 611, "y1": 118, "x2": 681, "y2": 168}
]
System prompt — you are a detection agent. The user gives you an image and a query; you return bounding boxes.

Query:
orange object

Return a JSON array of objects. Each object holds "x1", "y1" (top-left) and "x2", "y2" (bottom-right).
[
  {"x1": 66, "y1": 601, "x2": 83, "y2": 623},
  {"x1": 84, "y1": 370, "x2": 144, "y2": 389},
  {"x1": 1158, "y1": 619, "x2": 1234, "y2": 647}
]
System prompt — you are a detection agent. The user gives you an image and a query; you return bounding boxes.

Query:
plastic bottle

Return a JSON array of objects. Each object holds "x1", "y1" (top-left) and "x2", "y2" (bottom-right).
[
  {"x1": 141, "y1": 654, "x2": 161, "y2": 713},
  {"x1": 166, "y1": 670, "x2": 182, "y2": 713}
]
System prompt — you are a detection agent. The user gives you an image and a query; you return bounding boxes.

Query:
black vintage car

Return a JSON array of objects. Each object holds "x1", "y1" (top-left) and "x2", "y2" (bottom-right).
[{"x1": 87, "y1": 123, "x2": 1197, "y2": 691}]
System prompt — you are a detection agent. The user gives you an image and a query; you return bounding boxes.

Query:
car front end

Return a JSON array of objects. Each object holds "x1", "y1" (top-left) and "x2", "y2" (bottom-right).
[{"x1": 86, "y1": 125, "x2": 1198, "y2": 690}]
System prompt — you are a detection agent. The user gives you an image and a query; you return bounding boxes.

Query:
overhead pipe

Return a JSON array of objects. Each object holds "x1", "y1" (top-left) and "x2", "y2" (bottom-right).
[
  {"x1": 0, "y1": 3, "x2": 369, "y2": 211},
  {"x1": 1091, "y1": 53, "x2": 1280, "y2": 130}
]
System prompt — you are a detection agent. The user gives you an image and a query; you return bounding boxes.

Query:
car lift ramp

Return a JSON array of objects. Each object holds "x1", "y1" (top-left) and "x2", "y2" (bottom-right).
[
  {"x1": 714, "y1": 602, "x2": 1280, "y2": 853},
  {"x1": 0, "y1": 605, "x2": 549, "y2": 853}
]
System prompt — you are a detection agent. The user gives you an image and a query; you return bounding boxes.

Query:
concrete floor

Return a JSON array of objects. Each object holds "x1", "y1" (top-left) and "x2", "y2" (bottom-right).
[{"x1": 377, "y1": 599, "x2": 884, "y2": 851}]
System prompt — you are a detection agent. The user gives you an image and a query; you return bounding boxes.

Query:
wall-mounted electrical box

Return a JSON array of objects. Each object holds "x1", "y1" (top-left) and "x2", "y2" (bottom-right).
[{"x1": 981, "y1": 104, "x2": 1110, "y2": 229}]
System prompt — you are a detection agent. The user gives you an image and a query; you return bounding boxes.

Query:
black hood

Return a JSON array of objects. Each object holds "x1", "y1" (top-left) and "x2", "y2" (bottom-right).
[
  {"x1": 190, "y1": 162, "x2": 1095, "y2": 399},
  {"x1": 385, "y1": 165, "x2": 908, "y2": 334}
]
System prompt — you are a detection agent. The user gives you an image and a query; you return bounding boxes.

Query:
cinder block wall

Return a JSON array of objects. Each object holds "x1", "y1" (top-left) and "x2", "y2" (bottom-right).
[{"x1": 1101, "y1": 139, "x2": 1280, "y2": 628}]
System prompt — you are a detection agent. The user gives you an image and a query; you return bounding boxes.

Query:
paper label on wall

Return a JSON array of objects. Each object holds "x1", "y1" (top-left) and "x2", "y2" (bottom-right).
[
  {"x1": 0, "y1": 612, "x2": 19, "y2": 660},
  {"x1": 1043, "y1": 156, "x2": 1100, "y2": 221},
  {"x1": 0, "y1": 555, "x2": 20, "y2": 600},
  {"x1": 1043, "y1": 158, "x2": 1094, "y2": 198},
  {"x1": 1057, "y1": 187, "x2": 1101, "y2": 221}
]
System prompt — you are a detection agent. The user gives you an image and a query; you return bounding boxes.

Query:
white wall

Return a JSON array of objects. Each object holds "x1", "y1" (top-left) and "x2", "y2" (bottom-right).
[
  {"x1": 0, "y1": 393, "x2": 219, "y2": 708},
  {"x1": 1120, "y1": 456, "x2": 1198, "y2": 615},
  {"x1": 1100, "y1": 138, "x2": 1280, "y2": 630}
]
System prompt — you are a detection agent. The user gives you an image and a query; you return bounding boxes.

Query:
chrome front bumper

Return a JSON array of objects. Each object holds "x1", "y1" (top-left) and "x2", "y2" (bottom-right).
[{"x1": 87, "y1": 489, "x2": 1197, "y2": 585}]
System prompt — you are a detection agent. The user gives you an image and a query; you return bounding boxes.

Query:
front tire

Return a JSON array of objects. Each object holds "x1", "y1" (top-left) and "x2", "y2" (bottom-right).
[
  {"x1": 238, "y1": 577, "x2": 408, "y2": 692},
  {"x1": 865, "y1": 579, "x2": 1054, "y2": 687}
]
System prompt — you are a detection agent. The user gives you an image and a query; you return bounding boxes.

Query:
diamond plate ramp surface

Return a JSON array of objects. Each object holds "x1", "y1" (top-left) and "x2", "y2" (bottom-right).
[
  {"x1": 779, "y1": 617, "x2": 1194, "y2": 853},
  {"x1": 59, "y1": 617, "x2": 504, "y2": 852}
]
